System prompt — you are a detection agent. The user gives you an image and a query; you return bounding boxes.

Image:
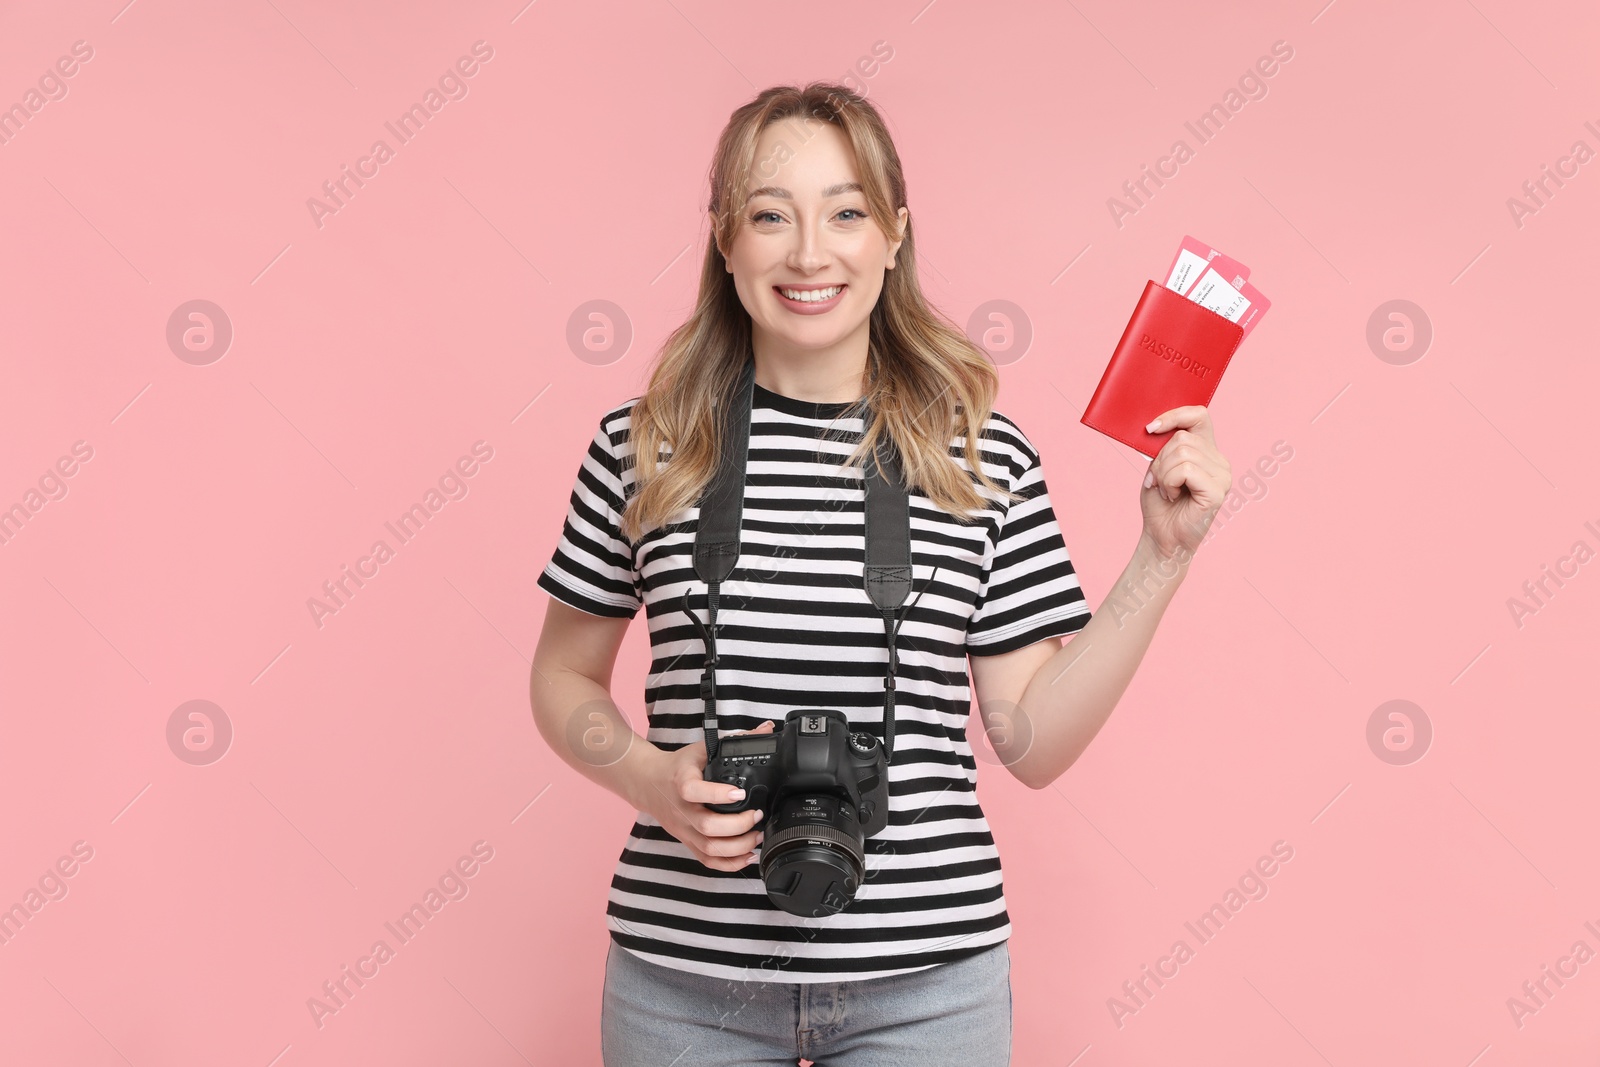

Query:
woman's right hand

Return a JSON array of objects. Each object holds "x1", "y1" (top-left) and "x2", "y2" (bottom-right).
[{"x1": 636, "y1": 720, "x2": 775, "y2": 872}]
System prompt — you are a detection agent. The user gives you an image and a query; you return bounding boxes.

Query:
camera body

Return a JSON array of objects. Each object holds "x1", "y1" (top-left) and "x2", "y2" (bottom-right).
[{"x1": 703, "y1": 708, "x2": 890, "y2": 917}]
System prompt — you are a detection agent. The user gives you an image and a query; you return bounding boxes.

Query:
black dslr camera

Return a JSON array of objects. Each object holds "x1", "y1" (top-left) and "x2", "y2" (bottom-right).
[{"x1": 703, "y1": 709, "x2": 890, "y2": 917}]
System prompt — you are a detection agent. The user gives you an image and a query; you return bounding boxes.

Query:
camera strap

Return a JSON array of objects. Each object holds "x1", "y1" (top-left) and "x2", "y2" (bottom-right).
[{"x1": 685, "y1": 358, "x2": 929, "y2": 764}]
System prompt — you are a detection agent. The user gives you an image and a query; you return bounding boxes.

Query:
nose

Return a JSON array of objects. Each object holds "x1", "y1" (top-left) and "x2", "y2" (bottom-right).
[{"x1": 786, "y1": 213, "x2": 830, "y2": 274}]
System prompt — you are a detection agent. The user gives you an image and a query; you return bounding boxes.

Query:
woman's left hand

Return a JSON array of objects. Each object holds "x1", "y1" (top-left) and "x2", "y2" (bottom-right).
[{"x1": 1139, "y1": 405, "x2": 1232, "y2": 562}]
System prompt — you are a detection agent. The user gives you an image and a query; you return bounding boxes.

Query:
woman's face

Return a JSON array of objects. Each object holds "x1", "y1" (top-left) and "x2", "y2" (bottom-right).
[{"x1": 718, "y1": 118, "x2": 908, "y2": 359}]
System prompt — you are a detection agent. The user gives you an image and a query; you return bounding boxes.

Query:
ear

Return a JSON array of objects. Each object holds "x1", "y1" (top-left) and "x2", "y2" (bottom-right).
[{"x1": 886, "y1": 206, "x2": 909, "y2": 269}]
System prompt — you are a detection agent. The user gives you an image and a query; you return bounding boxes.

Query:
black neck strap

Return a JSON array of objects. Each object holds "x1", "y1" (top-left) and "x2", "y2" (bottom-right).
[{"x1": 683, "y1": 359, "x2": 925, "y2": 764}]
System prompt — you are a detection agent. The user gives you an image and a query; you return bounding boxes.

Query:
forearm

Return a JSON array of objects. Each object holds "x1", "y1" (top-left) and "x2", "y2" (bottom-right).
[
  {"x1": 1009, "y1": 531, "x2": 1191, "y2": 788},
  {"x1": 529, "y1": 664, "x2": 662, "y2": 812}
]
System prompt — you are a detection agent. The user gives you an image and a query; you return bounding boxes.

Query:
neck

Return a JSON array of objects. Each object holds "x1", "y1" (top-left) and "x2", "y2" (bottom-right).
[{"x1": 750, "y1": 323, "x2": 870, "y2": 404}]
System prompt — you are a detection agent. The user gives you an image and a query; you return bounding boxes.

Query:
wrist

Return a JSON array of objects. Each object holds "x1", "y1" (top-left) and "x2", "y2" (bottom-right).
[
  {"x1": 615, "y1": 733, "x2": 667, "y2": 813},
  {"x1": 1135, "y1": 529, "x2": 1195, "y2": 576}
]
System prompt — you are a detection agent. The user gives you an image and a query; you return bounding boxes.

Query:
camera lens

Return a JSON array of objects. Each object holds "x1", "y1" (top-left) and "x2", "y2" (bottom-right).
[{"x1": 759, "y1": 793, "x2": 866, "y2": 917}]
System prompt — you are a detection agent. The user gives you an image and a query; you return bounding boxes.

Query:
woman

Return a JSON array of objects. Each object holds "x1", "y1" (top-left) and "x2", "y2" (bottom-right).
[{"x1": 530, "y1": 82, "x2": 1231, "y2": 1067}]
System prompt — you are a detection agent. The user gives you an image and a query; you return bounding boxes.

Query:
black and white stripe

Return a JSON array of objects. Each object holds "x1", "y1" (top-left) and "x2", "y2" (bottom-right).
[{"x1": 538, "y1": 381, "x2": 1091, "y2": 983}]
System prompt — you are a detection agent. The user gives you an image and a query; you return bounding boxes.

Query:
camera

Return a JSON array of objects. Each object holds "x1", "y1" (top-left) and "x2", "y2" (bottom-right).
[{"x1": 703, "y1": 708, "x2": 890, "y2": 917}]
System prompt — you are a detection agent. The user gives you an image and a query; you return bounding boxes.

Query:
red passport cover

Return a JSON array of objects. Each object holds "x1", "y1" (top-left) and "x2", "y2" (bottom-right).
[{"x1": 1081, "y1": 279, "x2": 1245, "y2": 458}]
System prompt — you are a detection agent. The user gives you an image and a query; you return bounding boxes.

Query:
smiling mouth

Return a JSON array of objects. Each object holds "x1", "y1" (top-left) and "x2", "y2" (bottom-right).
[{"x1": 774, "y1": 284, "x2": 846, "y2": 303}]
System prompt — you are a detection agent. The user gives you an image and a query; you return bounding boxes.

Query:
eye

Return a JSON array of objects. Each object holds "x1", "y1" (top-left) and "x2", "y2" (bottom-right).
[
  {"x1": 836, "y1": 208, "x2": 867, "y2": 221},
  {"x1": 751, "y1": 210, "x2": 784, "y2": 224}
]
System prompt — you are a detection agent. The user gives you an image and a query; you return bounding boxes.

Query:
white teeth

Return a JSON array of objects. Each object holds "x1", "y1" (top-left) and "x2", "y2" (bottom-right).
[{"x1": 779, "y1": 285, "x2": 842, "y2": 302}]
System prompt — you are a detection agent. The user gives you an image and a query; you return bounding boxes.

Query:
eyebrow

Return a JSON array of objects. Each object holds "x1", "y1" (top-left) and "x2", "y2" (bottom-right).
[{"x1": 746, "y1": 182, "x2": 863, "y2": 200}]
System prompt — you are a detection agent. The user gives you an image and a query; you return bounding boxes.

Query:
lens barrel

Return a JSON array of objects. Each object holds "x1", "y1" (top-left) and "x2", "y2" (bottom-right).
[{"x1": 758, "y1": 793, "x2": 867, "y2": 917}]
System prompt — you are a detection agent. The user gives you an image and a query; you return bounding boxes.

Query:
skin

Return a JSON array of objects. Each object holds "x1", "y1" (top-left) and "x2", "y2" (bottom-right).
[{"x1": 529, "y1": 118, "x2": 1232, "y2": 875}]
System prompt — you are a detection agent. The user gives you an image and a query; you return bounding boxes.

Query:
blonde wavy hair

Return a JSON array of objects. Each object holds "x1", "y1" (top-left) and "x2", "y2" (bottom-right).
[{"x1": 618, "y1": 81, "x2": 1024, "y2": 543}]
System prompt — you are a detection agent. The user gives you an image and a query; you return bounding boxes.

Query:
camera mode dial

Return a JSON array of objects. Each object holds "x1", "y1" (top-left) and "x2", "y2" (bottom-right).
[{"x1": 848, "y1": 731, "x2": 879, "y2": 756}]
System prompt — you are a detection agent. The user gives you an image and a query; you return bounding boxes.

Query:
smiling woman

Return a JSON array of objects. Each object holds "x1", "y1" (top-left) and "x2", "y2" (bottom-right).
[{"x1": 531, "y1": 77, "x2": 1231, "y2": 1067}]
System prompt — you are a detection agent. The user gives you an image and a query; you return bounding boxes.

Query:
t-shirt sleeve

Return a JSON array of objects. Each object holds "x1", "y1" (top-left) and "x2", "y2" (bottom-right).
[
  {"x1": 536, "y1": 412, "x2": 643, "y2": 619},
  {"x1": 965, "y1": 440, "x2": 1092, "y2": 656}
]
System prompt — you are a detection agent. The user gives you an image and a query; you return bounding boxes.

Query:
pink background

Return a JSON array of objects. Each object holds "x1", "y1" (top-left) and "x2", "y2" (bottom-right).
[{"x1": 3, "y1": 1, "x2": 1597, "y2": 1063}]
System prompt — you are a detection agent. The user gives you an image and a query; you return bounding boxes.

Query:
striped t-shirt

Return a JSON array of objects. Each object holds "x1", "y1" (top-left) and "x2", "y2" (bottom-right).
[{"x1": 537, "y1": 379, "x2": 1093, "y2": 983}]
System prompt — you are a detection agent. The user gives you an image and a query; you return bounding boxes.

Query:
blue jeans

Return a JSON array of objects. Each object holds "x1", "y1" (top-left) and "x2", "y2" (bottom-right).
[{"x1": 600, "y1": 940, "x2": 1012, "y2": 1066}]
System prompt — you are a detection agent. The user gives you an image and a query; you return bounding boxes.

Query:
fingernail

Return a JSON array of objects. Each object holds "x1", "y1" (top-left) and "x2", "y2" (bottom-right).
[
  {"x1": 728, "y1": 788, "x2": 746, "y2": 800},
  {"x1": 752, "y1": 810, "x2": 764, "y2": 821},
  {"x1": 1146, "y1": 418, "x2": 1162, "y2": 432},
  {"x1": 756, "y1": 832, "x2": 765, "y2": 844},
  {"x1": 1143, "y1": 471, "x2": 1154, "y2": 489}
]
